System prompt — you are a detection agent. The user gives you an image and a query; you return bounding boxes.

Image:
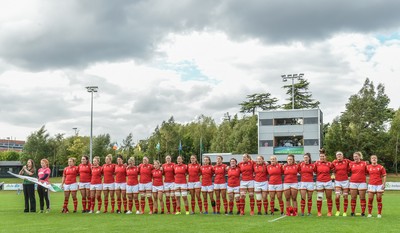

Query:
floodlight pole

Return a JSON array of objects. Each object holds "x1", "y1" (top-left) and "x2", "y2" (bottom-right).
[
  {"x1": 281, "y1": 73, "x2": 304, "y2": 109},
  {"x1": 86, "y1": 86, "x2": 98, "y2": 163}
]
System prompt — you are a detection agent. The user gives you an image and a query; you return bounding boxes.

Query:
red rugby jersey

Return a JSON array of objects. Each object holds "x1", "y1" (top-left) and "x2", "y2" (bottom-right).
[
  {"x1": 63, "y1": 166, "x2": 79, "y2": 185},
  {"x1": 238, "y1": 160, "x2": 255, "y2": 181},
  {"x1": 78, "y1": 164, "x2": 91, "y2": 183},
  {"x1": 227, "y1": 167, "x2": 241, "y2": 187},
  {"x1": 115, "y1": 164, "x2": 127, "y2": 183},
  {"x1": 102, "y1": 163, "x2": 116, "y2": 184},
  {"x1": 162, "y1": 163, "x2": 175, "y2": 183},
  {"x1": 349, "y1": 161, "x2": 368, "y2": 183},
  {"x1": 253, "y1": 163, "x2": 268, "y2": 182},
  {"x1": 188, "y1": 163, "x2": 201, "y2": 182},
  {"x1": 332, "y1": 159, "x2": 350, "y2": 181},
  {"x1": 267, "y1": 164, "x2": 283, "y2": 185},
  {"x1": 367, "y1": 164, "x2": 386, "y2": 185},
  {"x1": 139, "y1": 163, "x2": 153, "y2": 184},
  {"x1": 126, "y1": 166, "x2": 139, "y2": 186},
  {"x1": 201, "y1": 165, "x2": 213, "y2": 186},
  {"x1": 214, "y1": 164, "x2": 227, "y2": 184},
  {"x1": 174, "y1": 163, "x2": 188, "y2": 184},
  {"x1": 90, "y1": 166, "x2": 102, "y2": 185},
  {"x1": 283, "y1": 164, "x2": 299, "y2": 183},
  {"x1": 314, "y1": 161, "x2": 333, "y2": 182},
  {"x1": 152, "y1": 169, "x2": 164, "y2": 186},
  {"x1": 299, "y1": 162, "x2": 314, "y2": 182}
]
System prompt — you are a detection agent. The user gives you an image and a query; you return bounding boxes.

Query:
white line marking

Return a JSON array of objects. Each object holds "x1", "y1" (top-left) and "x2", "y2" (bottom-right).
[{"x1": 268, "y1": 215, "x2": 286, "y2": 222}]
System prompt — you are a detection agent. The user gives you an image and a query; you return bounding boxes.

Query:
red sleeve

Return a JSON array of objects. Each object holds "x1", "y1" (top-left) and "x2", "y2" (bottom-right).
[
  {"x1": 313, "y1": 162, "x2": 318, "y2": 173},
  {"x1": 63, "y1": 168, "x2": 66, "y2": 177}
]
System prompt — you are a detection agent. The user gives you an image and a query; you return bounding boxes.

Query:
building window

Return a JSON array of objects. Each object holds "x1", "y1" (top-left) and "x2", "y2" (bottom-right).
[
  {"x1": 259, "y1": 140, "x2": 273, "y2": 147},
  {"x1": 274, "y1": 118, "x2": 304, "y2": 126},
  {"x1": 304, "y1": 139, "x2": 319, "y2": 146},
  {"x1": 274, "y1": 136, "x2": 303, "y2": 147},
  {"x1": 304, "y1": 117, "x2": 318, "y2": 124},
  {"x1": 260, "y1": 119, "x2": 273, "y2": 126}
]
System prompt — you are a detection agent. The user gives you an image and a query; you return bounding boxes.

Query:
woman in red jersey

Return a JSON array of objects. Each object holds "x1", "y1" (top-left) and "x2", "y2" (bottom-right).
[
  {"x1": 253, "y1": 156, "x2": 268, "y2": 215},
  {"x1": 238, "y1": 154, "x2": 255, "y2": 216},
  {"x1": 78, "y1": 155, "x2": 91, "y2": 213},
  {"x1": 214, "y1": 155, "x2": 228, "y2": 215},
  {"x1": 152, "y1": 160, "x2": 164, "y2": 214},
  {"x1": 367, "y1": 155, "x2": 386, "y2": 218},
  {"x1": 115, "y1": 155, "x2": 127, "y2": 213},
  {"x1": 227, "y1": 158, "x2": 241, "y2": 215},
  {"x1": 298, "y1": 153, "x2": 315, "y2": 216},
  {"x1": 102, "y1": 154, "x2": 116, "y2": 213},
  {"x1": 267, "y1": 155, "x2": 284, "y2": 215},
  {"x1": 314, "y1": 149, "x2": 334, "y2": 217},
  {"x1": 174, "y1": 155, "x2": 189, "y2": 215},
  {"x1": 201, "y1": 156, "x2": 215, "y2": 214},
  {"x1": 126, "y1": 157, "x2": 140, "y2": 214},
  {"x1": 61, "y1": 157, "x2": 79, "y2": 213},
  {"x1": 89, "y1": 156, "x2": 102, "y2": 214},
  {"x1": 162, "y1": 155, "x2": 176, "y2": 214},
  {"x1": 283, "y1": 154, "x2": 299, "y2": 216},
  {"x1": 187, "y1": 155, "x2": 202, "y2": 214},
  {"x1": 349, "y1": 151, "x2": 368, "y2": 216},
  {"x1": 138, "y1": 156, "x2": 154, "y2": 214},
  {"x1": 332, "y1": 151, "x2": 350, "y2": 216}
]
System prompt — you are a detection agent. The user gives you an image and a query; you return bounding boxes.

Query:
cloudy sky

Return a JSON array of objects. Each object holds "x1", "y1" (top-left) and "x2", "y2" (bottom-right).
[{"x1": 1, "y1": 0, "x2": 399, "y2": 143}]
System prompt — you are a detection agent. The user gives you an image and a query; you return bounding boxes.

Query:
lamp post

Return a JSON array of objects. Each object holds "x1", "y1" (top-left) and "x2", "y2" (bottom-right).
[
  {"x1": 86, "y1": 86, "x2": 98, "y2": 163},
  {"x1": 72, "y1": 127, "x2": 78, "y2": 136},
  {"x1": 6, "y1": 137, "x2": 10, "y2": 151},
  {"x1": 281, "y1": 73, "x2": 304, "y2": 109}
]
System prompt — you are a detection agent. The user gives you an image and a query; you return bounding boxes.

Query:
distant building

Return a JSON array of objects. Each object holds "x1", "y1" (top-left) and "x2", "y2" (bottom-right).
[
  {"x1": 0, "y1": 161, "x2": 23, "y2": 178},
  {"x1": 0, "y1": 139, "x2": 25, "y2": 152},
  {"x1": 258, "y1": 109, "x2": 323, "y2": 162}
]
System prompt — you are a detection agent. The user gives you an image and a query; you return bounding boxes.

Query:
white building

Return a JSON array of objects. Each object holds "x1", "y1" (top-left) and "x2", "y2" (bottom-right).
[{"x1": 258, "y1": 108, "x2": 323, "y2": 162}]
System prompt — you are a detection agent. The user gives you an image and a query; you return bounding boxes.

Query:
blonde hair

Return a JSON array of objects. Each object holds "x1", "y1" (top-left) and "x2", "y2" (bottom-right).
[
  {"x1": 105, "y1": 154, "x2": 113, "y2": 162},
  {"x1": 68, "y1": 157, "x2": 76, "y2": 163},
  {"x1": 93, "y1": 156, "x2": 100, "y2": 165},
  {"x1": 153, "y1": 160, "x2": 160, "y2": 166},
  {"x1": 270, "y1": 155, "x2": 277, "y2": 160},
  {"x1": 128, "y1": 157, "x2": 135, "y2": 164},
  {"x1": 41, "y1": 159, "x2": 49, "y2": 167},
  {"x1": 354, "y1": 151, "x2": 363, "y2": 159}
]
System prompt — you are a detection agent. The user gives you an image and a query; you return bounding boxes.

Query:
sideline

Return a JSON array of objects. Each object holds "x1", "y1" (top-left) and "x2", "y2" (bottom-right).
[{"x1": 268, "y1": 215, "x2": 286, "y2": 222}]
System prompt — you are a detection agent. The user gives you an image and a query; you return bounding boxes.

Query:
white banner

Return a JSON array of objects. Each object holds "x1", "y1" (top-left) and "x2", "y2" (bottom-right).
[
  {"x1": 2, "y1": 183, "x2": 62, "y2": 191},
  {"x1": 385, "y1": 182, "x2": 400, "y2": 190}
]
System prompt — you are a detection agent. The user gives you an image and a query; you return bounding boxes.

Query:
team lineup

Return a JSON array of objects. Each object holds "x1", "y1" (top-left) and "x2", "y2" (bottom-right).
[{"x1": 56, "y1": 148, "x2": 387, "y2": 218}]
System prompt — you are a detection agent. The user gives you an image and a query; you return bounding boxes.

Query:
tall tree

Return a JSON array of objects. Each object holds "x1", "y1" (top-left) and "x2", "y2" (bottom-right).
[
  {"x1": 324, "y1": 78, "x2": 394, "y2": 160},
  {"x1": 22, "y1": 125, "x2": 51, "y2": 164},
  {"x1": 239, "y1": 93, "x2": 280, "y2": 115},
  {"x1": 121, "y1": 133, "x2": 135, "y2": 158},
  {"x1": 282, "y1": 77, "x2": 320, "y2": 109}
]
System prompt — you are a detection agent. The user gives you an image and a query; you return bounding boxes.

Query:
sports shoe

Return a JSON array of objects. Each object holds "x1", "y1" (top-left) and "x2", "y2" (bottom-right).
[
  {"x1": 175, "y1": 212, "x2": 181, "y2": 215},
  {"x1": 203, "y1": 211, "x2": 208, "y2": 214},
  {"x1": 228, "y1": 211, "x2": 233, "y2": 215},
  {"x1": 257, "y1": 212, "x2": 262, "y2": 216},
  {"x1": 280, "y1": 212, "x2": 285, "y2": 216},
  {"x1": 270, "y1": 212, "x2": 274, "y2": 215},
  {"x1": 45, "y1": 209, "x2": 50, "y2": 213},
  {"x1": 342, "y1": 212, "x2": 347, "y2": 217},
  {"x1": 96, "y1": 210, "x2": 101, "y2": 214},
  {"x1": 88, "y1": 210, "x2": 93, "y2": 214},
  {"x1": 351, "y1": 212, "x2": 355, "y2": 216},
  {"x1": 103, "y1": 210, "x2": 108, "y2": 214},
  {"x1": 149, "y1": 211, "x2": 153, "y2": 215},
  {"x1": 136, "y1": 210, "x2": 141, "y2": 214},
  {"x1": 236, "y1": 211, "x2": 240, "y2": 215},
  {"x1": 116, "y1": 210, "x2": 121, "y2": 214},
  {"x1": 186, "y1": 211, "x2": 190, "y2": 215},
  {"x1": 124, "y1": 210, "x2": 128, "y2": 214},
  {"x1": 250, "y1": 211, "x2": 254, "y2": 216},
  {"x1": 327, "y1": 212, "x2": 332, "y2": 217},
  {"x1": 335, "y1": 211, "x2": 340, "y2": 216},
  {"x1": 126, "y1": 210, "x2": 132, "y2": 214},
  {"x1": 367, "y1": 214, "x2": 372, "y2": 218},
  {"x1": 361, "y1": 213, "x2": 365, "y2": 217},
  {"x1": 377, "y1": 214, "x2": 382, "y2": 218},
  {"x1": 82, "y1": 210, "x2": 86, "y2": 213},
  {"x1": 190, "y1": 211, "x2": 195, "y2": 215},
  {"x1": 216, "y1": 211, "x2": 221, "y2": 215},
  {"x1": 301, "y1": 213, "x2": 305, "y2": 216},
  {"x1": 317, "y1": 212, "x2": 322, "y2": 217},
  {"x1": 73, "y1": 210, "x2": 77, "y2": 213},
  {"x1": 38, "y1": 210, "x2": 44, "y2": 213},
  {"x1": 307, "y1": 213, "x2": 312, "y2": 216}
]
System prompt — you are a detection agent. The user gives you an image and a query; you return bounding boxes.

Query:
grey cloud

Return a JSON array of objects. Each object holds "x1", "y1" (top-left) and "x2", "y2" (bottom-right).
[{"x1": 1, "y1": 0, "x2": 400, "y2": 71}]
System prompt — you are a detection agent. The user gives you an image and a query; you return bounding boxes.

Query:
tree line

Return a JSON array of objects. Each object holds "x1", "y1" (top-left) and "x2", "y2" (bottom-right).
[{"x1": 2, "y1": 78, "x2": 398, "y2": 172}]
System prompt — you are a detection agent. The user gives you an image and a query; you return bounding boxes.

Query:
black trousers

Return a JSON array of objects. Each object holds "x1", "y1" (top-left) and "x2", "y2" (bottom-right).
[
  {"x1": 23, "y1": 184, "x2": 36, "y2": 212},
  {"x1": 37, "y1": 185, "x2": 50, "y2": 210}
]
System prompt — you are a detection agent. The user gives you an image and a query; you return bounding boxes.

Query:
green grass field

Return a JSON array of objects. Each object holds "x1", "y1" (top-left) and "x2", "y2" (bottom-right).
[{"x1": 1, "y1": 189, "x2": 400, "y2": 233}]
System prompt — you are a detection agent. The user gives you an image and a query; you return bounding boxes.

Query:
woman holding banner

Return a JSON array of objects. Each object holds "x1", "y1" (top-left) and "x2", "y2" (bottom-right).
[
  {"x1": 37, "y1": 159, "x2": 51, "y2": 213},
  {"x1": 19, "y1": 159, "x2": 36, "y2": 213}
]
